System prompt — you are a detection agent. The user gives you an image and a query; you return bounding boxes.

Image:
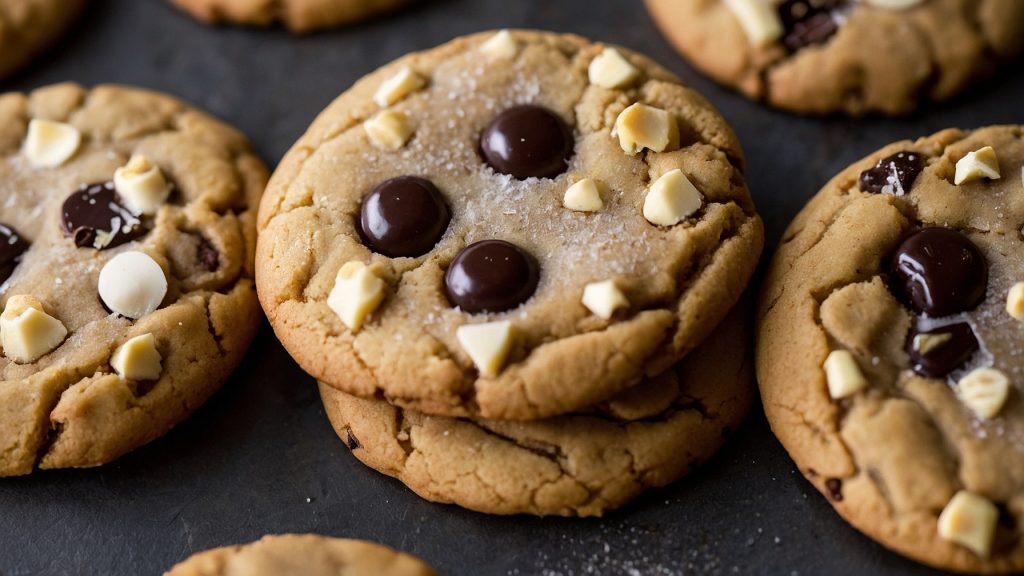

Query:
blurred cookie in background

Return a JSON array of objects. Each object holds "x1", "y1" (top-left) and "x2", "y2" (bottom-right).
[
  {"x1": 166, "y1": 0, "x2": 411, "y2": 33},
  {"x1": 0, "y1": 0, "x2": 86, "y2": 79}
]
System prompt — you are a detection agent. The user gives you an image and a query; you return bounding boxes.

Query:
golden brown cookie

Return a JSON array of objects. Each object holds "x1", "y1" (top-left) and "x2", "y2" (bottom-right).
[
  {"x1": 0, "y1": 83, "x2": 267, "y2": 476},
  {"x1": 164, "y1": 534, "x2": 437, "y2": 576},
  {"x1": 758, "y1": 125, "x2": 1024, "y2": 571},
  {"x1": 0, "y1": 0, "x2": 86, "y2": 79},
  {"x1": 645, "y1": 0, "x2": 1024, "y2": 115},
  {"x1": 321, "y1": 306, "x2": 753, "y2": 517},
  {"x1": 166, "y1": 0, "x2": 409, "y2": 33},
  {"x1": 257, "y1": 30, "x2": 763, "y2": 421}
]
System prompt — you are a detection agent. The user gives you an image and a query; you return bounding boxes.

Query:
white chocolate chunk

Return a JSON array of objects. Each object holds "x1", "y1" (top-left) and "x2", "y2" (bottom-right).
[
  {"x1": 113, "y1": 155, "x2": 171, "y2": 216},
  {"x1": 912, "y1": 332, "x2": 951, "y2": 355},
  {"x1": 456, "y1": 320, "x2": 515, "y2": 377},
  {"x1": 1006, "y1": 282, "x2": 1024, "y2": 322},
  {"x1": 23, "y1": 119, "x2": 81, "y2": 168},
  {"x1": 374, "y1": 67, "x2": 425, "y2": 107},
  {"x1": 938, "y1": 491, "x2": 999, "y2": 558},
  {"x1": 98, "y1": 251, "x2": 168, "y2": 320},
  {"x1": 724, "y1": 0, "x2": 784, "y2": 48},
  {"x1": 865, "y1": 0, "x2": 924, "y2": 8},
  {"x1": 0, "y1": 295, "x2": 67, "y2": 363},
  {"x1": 327, "y1": 261, "x2": 386, "y2": 332},
  {"x1": 588, "y1": 48, "x2": 640, "y2": 89},
  {"x1": 643, "y1": 169, "x2": 703, "y2": 226},
  {"x1": 480, "y1": 30, "x2": 518, "y2": 60},
  {"x1": 110, "y1": 333, "x2": 162, "y2": 381},
  {"x1": 581, "y1": 280, "x2": 629, "y2": 320},
  {"x1": 614, "y1": 103, "x2": 679, "y2": 154},
  {"x1": 954, "y1": 146, "x2": 1001, "y2": 185},
  {"x1": 823, "y1": 350, "x2": 868, "y2": 399},
  {"x1": 364, "y1": 110, "x2": 415, "y2": 150},
  {"x1": 957, "y1": 368, "x2": 1010, "y2": 420},
  {"x1": 563, "y1": 179, "x2": 605, "y2": 212}
]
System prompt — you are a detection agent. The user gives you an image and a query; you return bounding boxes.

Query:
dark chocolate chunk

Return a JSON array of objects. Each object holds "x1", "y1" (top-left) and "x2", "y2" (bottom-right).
[
  {"x1": 825, "y1": 478, "x2": 843, "y2": 502},
  {"x1": 480, "y1": 105, "x2": 572, "y2": 179},
  {"x1": 777, "y1": 0, "x2": 847, "y2": 51},
  {"x1": 906, "y1": 322, "x2": 979, "y2": 378},
  {"x1": 890, "y1": 228, "x2": 988, "y2": 317},
  {"x1": 345, "y1": 428, "x2": 361, "y2": 450},
  {"x1": 61, "y1": 182, "x2": 145, "y2": 250},
  {"x1": 0, "y1": 224, "x2": 29, "y2": 285},
  {"x1": 197, "y1": 237, "x2": 220, "y2": 272},
  {"x1": 359, "y1": 176, "x2": 451, "y2": 258},
  {"x1": 444, "y1": 240, "x2": 539, "y2": 313},
  {"x1": 859, "y1": 151, "x2": 924, "y2": 195}
]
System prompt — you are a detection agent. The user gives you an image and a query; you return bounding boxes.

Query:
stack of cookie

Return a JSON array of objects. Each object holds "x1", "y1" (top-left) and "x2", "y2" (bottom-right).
[{"x1": 256, "y1": 30, "x2": 764, "y2": 516}]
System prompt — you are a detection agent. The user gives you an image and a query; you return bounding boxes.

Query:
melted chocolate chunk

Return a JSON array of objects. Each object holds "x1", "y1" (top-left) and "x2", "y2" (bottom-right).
[
  {"x1": 825, "y1": 478, "x2": 843, "y2": 502},
  {"x1": 890, "y1": 228, "x2": 988, "y2": 317},
  {"x1": 61, "y1": 182, "x2": 145, "y2": 250},
  {"x1": 777, "y1": 0, "x2": 847, "y2": 51},
  {"x1": 480, "y1": 105, "x2": 572, "y2": 179},
  {"x1": 359, "y1": 176, "x2": 451, "y2": 258},
  {"x1": 859, "y1": 151, "x2": 924, "y2": 195},
  {"x1": 0, "y1": 224, "x2": 29, "y2": 285},
  {"x1": 444, "y1": 240, "x2": 539, "y2": 313},
  {"x1": 197, "y1": 237, "x2": 220, "y2": 272},
  {"x1": 906, "y1": 323, "x2": 979, "y2": 378}
]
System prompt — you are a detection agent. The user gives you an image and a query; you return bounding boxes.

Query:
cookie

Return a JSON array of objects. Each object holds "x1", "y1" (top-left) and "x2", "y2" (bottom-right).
[
  {"x1": 321, "y1": 306, "x2": 753, "y2": 517},
  {"x1": 165, "y1": 534, "x2": 437, "y2": 576},
  {"x1": 257, "y1": 30, "x2": 763, "y2": 421},
  {"x1": 757, "y1": 126, "x2": 1024, "y2": 571},
  {"x1": 0, "y1": 0, "x2": 86, "y2": 80},
  {"x1": 166, "y1": 0, "x2": 409, "y2": 33},
  {"x1": 644, "y1": 0, "x2": 1024, "y2": 115},
  {"x1": 0, "y1": 83, "x2": 267, "y2": 476}
]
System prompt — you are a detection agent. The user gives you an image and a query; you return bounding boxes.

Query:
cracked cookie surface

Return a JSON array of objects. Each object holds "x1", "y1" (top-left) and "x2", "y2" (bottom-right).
[
  {"x1": 166, "y1": 0, "x2": 410, "y2": 33},
  {"x1": 165, "y1": 534, "x2": 437, "y2": 576},
  {"x1": 257, "y1": 30, "x2": 763, "y2": 421},
  {"x1": 0, "y1": 0, "x2": 85, "y2": 79},
  {"x1": 320, "y1": 307, "x2": 752, "y2": 517},
  {"x1": 757, "y1": 126, "x2": 1024, "y2": 571},
  {"x1": 645, "y1": 0, "x2": 1024, "y2": 115},
  {"x1": 0, "y1": 83, "x2": 267, "y2": 476}
]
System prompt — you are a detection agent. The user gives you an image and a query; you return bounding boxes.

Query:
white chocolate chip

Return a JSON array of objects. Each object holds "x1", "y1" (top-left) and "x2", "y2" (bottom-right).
[
  {"x1": 479, "y1": 29, "x2": 518, "y2": 60},
  {"x1": 723, "y1": 0, "x2": 784, "y2": 48},
  {"x1": 110, "y1": 333, "x2": 162, "y2": 381},
  {"x1": 374, "y1": 66, "x2": 426, "y2": 107},
  {"x1": 1006, "y1": 282, "x2": 1024, "y2": 322},
  {"x1": 823, "y1": 350, "x2": 868, "y2": 399},
  {"x1": 456, "y1": 320, "x2": 515, "y2": 377},
  {"x1": 327, "y1": 261, "x2": 386, "y2": 332},
  {"x1": 614, "y1": 103, "x2": 679, "y2": 155},
  {"x1": 0, "y1": 295, "x2": 67, "y2": 363},
  {"x1": 364, "y1": 110, "x2": 415, "y2": 151},
  {"x1": 581, "y1": 280, "x2": 629, "y2": 320},
  {"x1": 912, "y1": 332, "x2": 951, "y2": 355},
  {"x1": 957, "y1": 368, "x2": 1010, "y2": 420},
  {"x1": 954, "y1": 146, "x2": 1001, "y2": 185},
  {"x1": 588, "y1": 48, "x2": 640, "y2": 89},
  {"x1": 98, "y1": 251, "x2": 168, "y2": 320},
  {"x1": 563, "y1": 179, "x2": 605, "y2": 212},
  {"x1": 113, "y1": 155, "x2": 171, "y2": 216},
  {"x1": 643, "y1": 169, "x2": 703, "y2": 227},
  {"x1": 865, "y1": 0, "x2": 924, "y2": 8},
  {"x1": 938, "y1": 491, "x2": 999, "y2": 558},
  {"x1": 23, "y1": 119, "x2": 81, "y2": 168}
]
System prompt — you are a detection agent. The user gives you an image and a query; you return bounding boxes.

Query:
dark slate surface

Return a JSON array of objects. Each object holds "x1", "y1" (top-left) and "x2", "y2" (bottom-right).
[{"x1": 2, "y1": 0, "x2": 1022, "y2": 574}]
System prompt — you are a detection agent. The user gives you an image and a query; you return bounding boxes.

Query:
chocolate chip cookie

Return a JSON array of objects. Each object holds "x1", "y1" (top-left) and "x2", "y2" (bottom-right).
[
  {"x1": 0, "y1": 83, "x2": 267, "y2": 476},
  {"x1": 165, "y1": 534, "x2": 437, "y2": 576},
  {"x1": 166, "y1": 0, "x2": 409, "y2": 33},
  {"x1": 758, "y1": 126, "x2": 1024, "y2": 571},
  {"x1": 257, "y1": 30, "x2": 763, "y2": 421},
  {"x1": 321, "y1": 306, "x2": 753, "y2": 516},
  {"x1": 645, "y1": 0, "x2": 1024, "y2": 115},
  {"x1": 0, "y1": 0, "x2": 86, "y2": 79}
]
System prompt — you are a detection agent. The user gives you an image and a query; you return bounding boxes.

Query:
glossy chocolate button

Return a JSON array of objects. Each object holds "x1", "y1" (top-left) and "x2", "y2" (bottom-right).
[
  {"x1": 444, "y1": 240, "x2": 539, "y2": 313},
  {"x1": 777, "y1": 0, "x2": 847, "y2": 51},
  {"x1": 480, "y1": 105, "x2": 572, "y2": 179},
  {"x1": 0, "y1": 224, "x2": 29, "y2": 285},
  {"x1": 859, "y1": 151, "x2": 924, "y2": 195},
  {"x1": 61, "y1": 182, "x2": 145, "y2": 249},
  {"x1": 890, "y1": 228, "x2": 988, "y2": 317},
  {"x1": 359, "y1": 176, "x2": 451, "y2": 258},
  {"x1": 906, "y1": 322, "x2": 979, "y2": 378}
]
